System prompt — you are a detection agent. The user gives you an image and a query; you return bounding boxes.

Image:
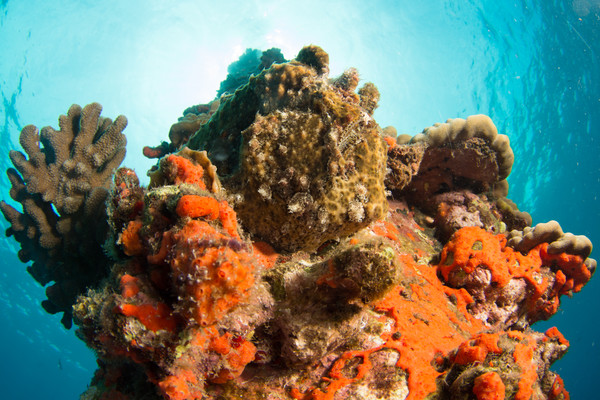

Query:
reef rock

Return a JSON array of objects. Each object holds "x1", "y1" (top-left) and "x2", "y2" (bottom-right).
[{"x1": 2, "y1": 46, "x2": 595, "y2": 400}]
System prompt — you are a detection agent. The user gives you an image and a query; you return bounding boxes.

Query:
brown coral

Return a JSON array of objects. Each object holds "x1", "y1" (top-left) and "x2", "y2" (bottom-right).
[
  {"x1": 0, "y1": 102, "x2": 127, "y2": 327},
  {"x1": 396, "y1": 115, "x2": 513, "y2": 206},
  {"x1": 187, "y1": 45, "x2": 388, "y2": 252}
]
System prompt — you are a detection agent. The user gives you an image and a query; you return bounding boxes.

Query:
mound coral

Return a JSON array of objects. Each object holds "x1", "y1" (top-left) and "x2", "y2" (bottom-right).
[
  {"x1": 2, "y1": 45, "x2": 595, "y2": 400},
  {"x1": 186, "y1": 45, "x2": 388, "y2": 252}
]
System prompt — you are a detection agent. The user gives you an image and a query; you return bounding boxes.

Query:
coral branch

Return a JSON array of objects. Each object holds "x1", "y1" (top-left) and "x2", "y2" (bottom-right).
[{"x1": 1, "y1": 102, "x2": 127, "y2": 328}]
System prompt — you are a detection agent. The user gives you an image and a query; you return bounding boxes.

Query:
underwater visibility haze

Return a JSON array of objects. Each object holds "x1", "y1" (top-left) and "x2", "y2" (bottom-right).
[{"x1": 0, "y1": 0, "x2": 599, "y2": 399}]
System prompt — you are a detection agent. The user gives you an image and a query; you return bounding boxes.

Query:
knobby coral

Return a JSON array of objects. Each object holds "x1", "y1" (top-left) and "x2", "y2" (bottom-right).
[
  {"x1": 1, "y1": 102, "x2": 126, "y2": 328},
  {"x1": 2, "y1": 46, "x2": 595, "y2": 400},
  {"x1": 185, "y1": 44, "x2": 387, "y2": 252}
]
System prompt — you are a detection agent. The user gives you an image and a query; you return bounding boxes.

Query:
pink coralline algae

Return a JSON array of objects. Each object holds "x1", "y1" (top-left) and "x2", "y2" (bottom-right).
[{"x1": 1, "y1": 45, "x2": 595, "y2": 400}]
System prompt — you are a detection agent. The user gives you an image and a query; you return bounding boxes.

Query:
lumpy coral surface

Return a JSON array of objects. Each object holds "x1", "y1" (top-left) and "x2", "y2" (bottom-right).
[{"x1": 2, "y1": 46, "x2": 595, "y2": 400}]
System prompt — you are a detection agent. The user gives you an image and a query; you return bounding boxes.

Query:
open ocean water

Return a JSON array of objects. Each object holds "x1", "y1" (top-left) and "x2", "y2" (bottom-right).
[{"x1": 0, "y1": 0, "x2": 598, "y2": 398}]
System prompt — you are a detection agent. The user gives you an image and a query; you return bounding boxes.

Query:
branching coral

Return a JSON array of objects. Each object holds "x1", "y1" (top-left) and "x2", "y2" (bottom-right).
[{"x1": 0, "y1": 102, "x2": 127, "y2": 327}]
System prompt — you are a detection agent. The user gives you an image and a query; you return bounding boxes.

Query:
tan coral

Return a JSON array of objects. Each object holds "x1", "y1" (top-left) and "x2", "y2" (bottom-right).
[
  {"x1": 507, "y1": 220, "x2": 594, "y2": 260},
  {"x1": 168, "y1": 113, "x2": 206, "y2": 150},
  {"x1": 8, "y1": 102, "x2": 126, "y2": 213},
  {"x1": 391, "y1": 115, "x2": 514, "y2": 210},
  {"x1": 412, "y1": 114, "x2": 512, "y2": 178},
  {"x1": 0, "y1": 102, "x2": 127, "y2": 328}
]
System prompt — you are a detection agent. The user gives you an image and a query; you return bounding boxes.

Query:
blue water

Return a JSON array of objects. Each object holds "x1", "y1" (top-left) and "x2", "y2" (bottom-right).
[{"x1": 0, "y1": 1, "x2": 598, "y2": 398}]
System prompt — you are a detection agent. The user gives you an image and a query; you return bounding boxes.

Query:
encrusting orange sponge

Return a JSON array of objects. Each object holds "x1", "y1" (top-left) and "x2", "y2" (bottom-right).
[
  {"x1": 164, "y1": 154, "x2": 207, "y2": 189},
  {"x1": 101, "y1": 176, "x2": 261, "y2": 399},
  {"x1": 169, "y1": 219, "x2": 255, "y2": 326},
  {"x1": 438, "y1": 226, "x2": 591, "y2": 319},
  {"x1": 120, "y1": 219, "x2": 144, "y2": 256},
  {"x1": 119, "y1": 274, "x2": 140, "y2": 298},
  {"x1": 158, "y1": 369, "x2": 203, "y2": 400},
  {"x1": 472, "y1": 371, "x2": 505, "y2": 400},
  {"x1": 117, "y1": 303, "x2": 176, "y2": 333},
  {"x1": 176, "y1": 195, "x2": 220, "y2": 220}
]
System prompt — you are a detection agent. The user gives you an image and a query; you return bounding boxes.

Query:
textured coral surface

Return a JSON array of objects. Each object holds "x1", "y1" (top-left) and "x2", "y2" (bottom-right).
[
  {"x1": 1, "y1": 103, "x2": 127, "y2": 328},
  {"x1": 2, "y1": 46, "x2": 595, "y2": 400}
]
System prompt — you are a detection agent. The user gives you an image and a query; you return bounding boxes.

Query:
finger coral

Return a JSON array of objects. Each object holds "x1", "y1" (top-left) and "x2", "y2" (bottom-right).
[
  {"x1": 3, "y1": 46, "x2": 595, "y2": 400},
  {"x1": 1, "y1": 102, "x2": 127, "y2": 328}
]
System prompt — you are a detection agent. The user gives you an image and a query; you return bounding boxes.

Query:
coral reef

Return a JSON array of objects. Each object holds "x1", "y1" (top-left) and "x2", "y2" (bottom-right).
[{"x1": 2, "y1": 46, "x2": 595, "y2": 399}]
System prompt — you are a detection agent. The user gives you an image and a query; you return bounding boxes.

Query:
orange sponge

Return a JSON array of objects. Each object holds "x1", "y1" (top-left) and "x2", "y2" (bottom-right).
[
  {"x1": 473, "y1": 371, "x2": 505, "y2": 400},
  {"x1": 117, "y1": 303, "x2": 176, "y2": 333}
]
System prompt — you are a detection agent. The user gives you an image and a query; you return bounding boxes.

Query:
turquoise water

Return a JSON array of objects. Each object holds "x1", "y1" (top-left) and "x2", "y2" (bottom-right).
[{"x1": 0, "y1": 0, "x2": 598, "y2": 398}]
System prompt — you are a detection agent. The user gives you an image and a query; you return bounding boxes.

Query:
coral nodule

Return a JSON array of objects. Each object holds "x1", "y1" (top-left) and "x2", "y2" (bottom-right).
[{"x1": 2, "y1": 46, "x2": 595, "y2": 400}]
